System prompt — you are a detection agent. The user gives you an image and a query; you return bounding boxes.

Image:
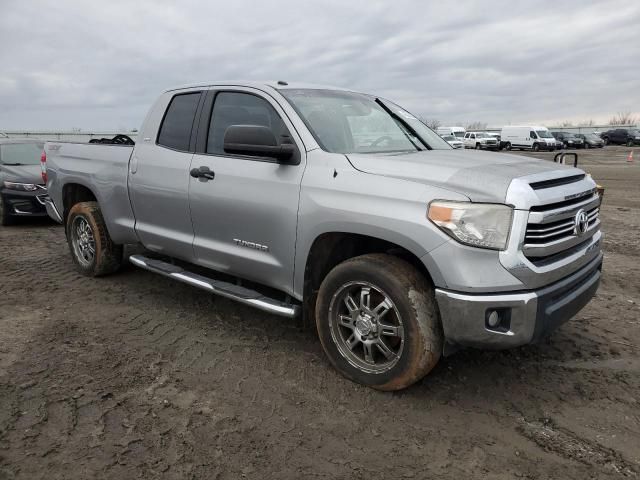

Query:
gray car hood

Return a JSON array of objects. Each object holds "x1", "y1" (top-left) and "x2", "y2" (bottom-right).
[
  {"x1": 1, "y1": 164, "x2": 42, "y2": 184},
  {"x1": 346, "y1": 150, "x2": 577, "y2": 203}
]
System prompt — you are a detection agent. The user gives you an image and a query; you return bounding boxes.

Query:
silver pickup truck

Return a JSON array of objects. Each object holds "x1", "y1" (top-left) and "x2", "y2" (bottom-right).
[{"x1": 44, "y1": 81, "x2": 603, "y2": 390}]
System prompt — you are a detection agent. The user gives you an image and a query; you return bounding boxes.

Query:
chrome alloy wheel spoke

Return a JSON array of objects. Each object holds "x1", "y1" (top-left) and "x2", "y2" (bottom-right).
[{"x1": 329, "y1": 282, "x2": 404, "y2": 374}]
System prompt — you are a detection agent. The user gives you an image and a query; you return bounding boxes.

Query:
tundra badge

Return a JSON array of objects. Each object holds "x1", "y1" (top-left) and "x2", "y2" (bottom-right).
[{"x1": 233, "y1": 238, "x2": 269, "y2": 252}]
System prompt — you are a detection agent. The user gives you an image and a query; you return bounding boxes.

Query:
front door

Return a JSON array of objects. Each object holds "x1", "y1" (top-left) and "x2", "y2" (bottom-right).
[{"x1": 189, "y1": 88, "x2": 305, "y2": 294}]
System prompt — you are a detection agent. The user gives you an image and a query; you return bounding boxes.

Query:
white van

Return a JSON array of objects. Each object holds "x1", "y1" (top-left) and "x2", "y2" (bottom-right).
[
  {"x1": 500, "y1": 126, "x2": 556, "y2": 152},
  {"x1": 437, "y1": 126, "x2": 466, "y2": 139}
]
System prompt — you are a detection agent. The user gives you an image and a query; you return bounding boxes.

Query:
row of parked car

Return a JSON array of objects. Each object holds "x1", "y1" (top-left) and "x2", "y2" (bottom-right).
[
  {"x1": 0, "y1": 137, "x2": 47, "y2": 226},
  {"x1": 437, "y1": 126, "x2": 640, "y2": 151}
]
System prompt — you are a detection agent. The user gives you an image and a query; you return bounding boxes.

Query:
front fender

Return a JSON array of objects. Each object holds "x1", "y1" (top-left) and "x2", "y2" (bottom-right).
[{"x1": 293, "y1": 152, "x2": 468, "y2": 298}]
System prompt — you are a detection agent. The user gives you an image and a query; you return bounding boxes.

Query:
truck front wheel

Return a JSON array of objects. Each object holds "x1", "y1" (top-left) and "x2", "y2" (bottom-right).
[
  {"x1": 315, "y1": 254, "x2": 442, "y2": 391},
  {"x1": 66, "y1": 201, "x2": 123, "y2": 276}
]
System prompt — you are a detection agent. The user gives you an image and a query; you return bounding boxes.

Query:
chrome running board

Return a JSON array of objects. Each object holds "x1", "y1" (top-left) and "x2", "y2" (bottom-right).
[{"x1": 129, "y1": 254, "x2": 300, "y2": 318}]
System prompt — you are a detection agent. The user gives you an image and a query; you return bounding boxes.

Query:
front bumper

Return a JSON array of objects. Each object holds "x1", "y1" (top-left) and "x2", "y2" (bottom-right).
[
  {"x1": 435, "y1": 254, "x2": 602, "y2": 349},
  {"x1": 1, "y1": 189, "x2": 48, "y2": 217}
]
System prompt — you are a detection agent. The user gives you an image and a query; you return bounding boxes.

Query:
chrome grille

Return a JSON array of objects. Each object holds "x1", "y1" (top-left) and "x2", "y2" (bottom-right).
[
  {"x1": 523, "y1": 191, "x2": 601, "y2": 261},
  {"x1": 525, "y1": 207, "x2": 599, "y2": 244}
]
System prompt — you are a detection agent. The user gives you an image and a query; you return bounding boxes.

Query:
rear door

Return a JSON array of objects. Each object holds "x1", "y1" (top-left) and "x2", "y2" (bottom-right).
[
  {"x1": 188, "y1": 87, "x2": 306, "y2": 294},
  {"x1": 129, "y1": 90, "x2": 204, "y2": 260},
  {"x1": 613, "y1": 129, "x2": 625, "y2": 143},
  {"x1": 620, "y1": 129, "x2": 630, "y2": 142}
]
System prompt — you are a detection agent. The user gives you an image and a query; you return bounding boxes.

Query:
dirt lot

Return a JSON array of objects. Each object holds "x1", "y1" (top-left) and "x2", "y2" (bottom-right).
[{"x1": 1, "y1": 146, "x2": 639, "y2": 479}]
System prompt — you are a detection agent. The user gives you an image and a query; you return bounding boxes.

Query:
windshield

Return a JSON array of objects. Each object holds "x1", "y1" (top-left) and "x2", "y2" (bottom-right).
[
  {"x1": 280, "y1": 89, "x2": 451, "y2": 154},
  {"x1": 442, "y1": 135, "x2": 456, "y2": 141},
  {"x1": 535, "y1": 130, "x2": 553, "y2": 138},
  {"x1": 0, "y1": 142, "x2": 44, "y2": 165},
  {"x1": 453, "y1": 131, "x2": 465, "y2": 138}
]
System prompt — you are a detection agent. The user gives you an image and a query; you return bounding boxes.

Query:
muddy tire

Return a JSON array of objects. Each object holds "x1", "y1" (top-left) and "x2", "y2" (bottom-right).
[
  {"x1": 0, "y1": 195, "x2": 15, "y2": 226},
  {"x1": 505, "y1": 142, "x2": 512, "y2": 151},
  {"x1": 66, "y1": 201, "x2": 123, "y2": 276},
  {"x1": 315, "y1": 253, "x2": 442, "y2": 391}
]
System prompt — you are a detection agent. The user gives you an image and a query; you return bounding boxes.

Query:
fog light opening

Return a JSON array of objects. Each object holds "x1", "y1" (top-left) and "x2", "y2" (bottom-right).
[{"x1": 485, "y1": 308, "x2": 512, "y2": 333}]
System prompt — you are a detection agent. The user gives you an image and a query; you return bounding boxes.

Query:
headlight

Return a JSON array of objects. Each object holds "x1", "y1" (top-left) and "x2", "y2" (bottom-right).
[
  {"x1": 428, "y1": 201, "x2": 513, "y2": 250},
  {"x1": 3, "y1": 181, "x2": 38, "y2": 191}
]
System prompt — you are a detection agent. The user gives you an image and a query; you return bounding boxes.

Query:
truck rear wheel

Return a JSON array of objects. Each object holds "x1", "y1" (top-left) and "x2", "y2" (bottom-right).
[
  {"x1": 66, "y1": 201, "x2": 123, "y2": 276},
  {"x1": 315, "y1": 254, "x2": 442, "y2": 391}
]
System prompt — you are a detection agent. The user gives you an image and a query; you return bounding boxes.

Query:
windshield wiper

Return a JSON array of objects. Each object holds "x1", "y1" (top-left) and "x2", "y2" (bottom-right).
[{"x1": 374, "y1": 98, "x2": 429, "y2": 151}]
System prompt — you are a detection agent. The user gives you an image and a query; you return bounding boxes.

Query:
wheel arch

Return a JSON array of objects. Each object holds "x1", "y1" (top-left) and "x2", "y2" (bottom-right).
[
  {"x1": 299, "y1": 231, "x2": 436, "y2": 329},
  {"x1": 61, "y1": 182, "x2": 98, "y2": 224}
]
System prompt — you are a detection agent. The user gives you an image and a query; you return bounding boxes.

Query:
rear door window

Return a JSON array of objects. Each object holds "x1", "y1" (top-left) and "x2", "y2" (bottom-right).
[{"x1": 157, "y1": 92, "x2": 202, "y2": 151}]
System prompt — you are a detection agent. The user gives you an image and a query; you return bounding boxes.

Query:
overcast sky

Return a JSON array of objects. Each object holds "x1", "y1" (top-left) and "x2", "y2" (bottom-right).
[{"x1": 1, "y1": 0, "x2": 638, "y2": 131}]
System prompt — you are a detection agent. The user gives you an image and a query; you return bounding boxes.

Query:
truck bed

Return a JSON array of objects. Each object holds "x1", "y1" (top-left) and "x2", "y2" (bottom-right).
[{"x1": 45, "y1": 141, "x2": 138, "y2": 244}]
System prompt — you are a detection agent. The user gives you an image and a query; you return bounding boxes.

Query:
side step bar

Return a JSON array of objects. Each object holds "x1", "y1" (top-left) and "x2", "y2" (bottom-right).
[{"x1": 129, "y1": 255, "x2": 300, "y2": 318}]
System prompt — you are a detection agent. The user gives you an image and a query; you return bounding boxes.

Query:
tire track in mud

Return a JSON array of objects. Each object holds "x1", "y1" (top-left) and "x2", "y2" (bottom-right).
[{"x1": 518, "y1": 418, "x2": 638, "y2": 476}]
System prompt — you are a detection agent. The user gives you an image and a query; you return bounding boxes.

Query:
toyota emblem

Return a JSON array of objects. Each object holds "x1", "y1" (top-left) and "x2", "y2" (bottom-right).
[{"x1": 574, "y1": 209, "x2": 589, "y2": 236}]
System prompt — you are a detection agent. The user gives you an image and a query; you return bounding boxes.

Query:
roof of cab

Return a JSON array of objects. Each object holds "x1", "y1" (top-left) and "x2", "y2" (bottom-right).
[
  {"x1": 0, "y1": 138, "x2": 44, "y2": 145},
  {"x1": 163, "y1": 80, "x2": 360, "y2": 94}
]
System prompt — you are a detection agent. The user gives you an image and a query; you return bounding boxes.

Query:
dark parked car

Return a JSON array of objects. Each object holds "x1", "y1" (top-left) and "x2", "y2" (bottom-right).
[
  {"x1": 554, "y1": 138, "x2": 564, "y2": 150},
  {"x1": 601, "y1": 128, "x2": 640, "y2": 146},
  {"x1": 551, "y1": 132, "x2": 585, "y2": 149},
  {"x1": 575, "y1": 133, "x2": 604, "y2": 149},
  {"x1": 0, "y1": 139, "x2": 47, "y2": 226}
]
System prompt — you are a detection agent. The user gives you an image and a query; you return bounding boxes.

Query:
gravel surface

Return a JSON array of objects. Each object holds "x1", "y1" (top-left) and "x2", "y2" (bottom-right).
[{"x1": 1, "y1": 146, "x2": 639, "y2": 479}]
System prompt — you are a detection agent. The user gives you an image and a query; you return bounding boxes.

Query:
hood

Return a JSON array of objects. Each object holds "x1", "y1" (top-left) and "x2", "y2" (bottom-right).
[
  {"x1": 346, "y1": 149, "x2": 578, "y2": 203},
  {"x1": 1, "y1": 164, "x2": 43, "y2": 184}
]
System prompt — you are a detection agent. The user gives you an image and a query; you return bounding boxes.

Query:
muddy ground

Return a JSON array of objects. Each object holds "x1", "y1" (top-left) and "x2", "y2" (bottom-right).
[{"x1": 1, "y1": 146, "x2": 639, "y2": 479}]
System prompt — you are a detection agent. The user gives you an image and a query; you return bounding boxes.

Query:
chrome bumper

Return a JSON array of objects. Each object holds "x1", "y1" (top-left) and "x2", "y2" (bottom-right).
[
  {"x1": 44, "y1": 197, "x2": 63, "y2": 223},
  {"x1": 435, "y1": 254, "x2": 602, "y2": 349}
]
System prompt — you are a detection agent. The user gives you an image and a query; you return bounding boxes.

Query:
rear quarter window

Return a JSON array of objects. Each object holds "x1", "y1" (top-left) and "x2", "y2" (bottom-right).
[{"x1": 157, "y1": 92, "x2": 201, "y2": 151}]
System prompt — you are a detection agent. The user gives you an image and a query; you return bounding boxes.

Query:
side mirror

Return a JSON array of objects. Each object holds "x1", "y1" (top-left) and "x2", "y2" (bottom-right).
[{"x1": 223, "y1": 125, "x2": 297, "y2": 164}]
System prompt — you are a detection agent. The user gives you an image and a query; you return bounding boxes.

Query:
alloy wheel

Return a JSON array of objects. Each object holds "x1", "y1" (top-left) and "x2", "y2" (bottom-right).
[
  {"x1": 71, "y1": 216, "x2": 96, "y2": 267},
  {"x1": 328, "y1": 281, "x2": 404, "y2": 374}
]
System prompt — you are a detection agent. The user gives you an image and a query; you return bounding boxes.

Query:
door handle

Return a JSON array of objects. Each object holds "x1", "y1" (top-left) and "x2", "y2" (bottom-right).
[{"x1": 190, "y1": 166, "x2": 215, "y2": 181}]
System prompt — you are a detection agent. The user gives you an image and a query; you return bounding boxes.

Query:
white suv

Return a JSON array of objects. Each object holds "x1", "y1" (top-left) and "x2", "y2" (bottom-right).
[{"x1": 463, "y1": 132, "x2": 499, "y2": 150}]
